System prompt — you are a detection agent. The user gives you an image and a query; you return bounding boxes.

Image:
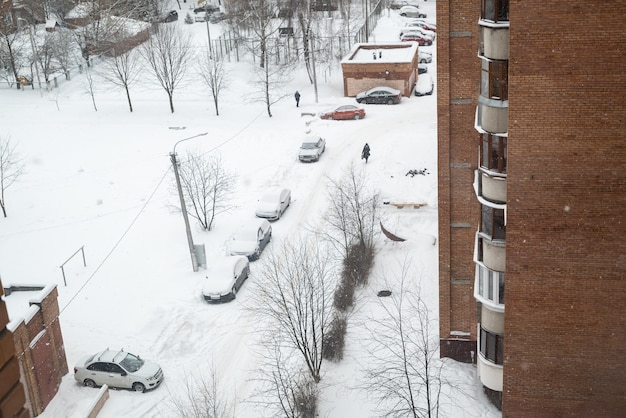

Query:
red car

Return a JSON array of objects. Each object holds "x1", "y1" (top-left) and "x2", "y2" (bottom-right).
[
  {"x1": 400, "y1": 33, "x2": 432, "y2": 46},
  {"x1": 320, "y1": 105, "x2": 366, "y2": 120}
]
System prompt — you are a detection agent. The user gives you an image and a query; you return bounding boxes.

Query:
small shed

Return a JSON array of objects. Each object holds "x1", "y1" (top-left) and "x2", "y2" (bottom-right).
[{"x1": 340, "y1": 43, "x2": 419, "y2": 97}]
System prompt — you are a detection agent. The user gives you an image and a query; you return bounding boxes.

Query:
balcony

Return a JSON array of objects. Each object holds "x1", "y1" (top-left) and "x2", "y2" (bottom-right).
[
  {"x1": 478, "y1": 21, "x2": 509, "y2": 61},
  {"x1": 477, "y1": 351, "x2": 503, "y2": 391},
  {"x1": 478, "y1": 169, "x2": 506, "y2": 203},
  {"x1": 476, "y1": 233, "x2": 506, "y2": 272},
  {"x1": 476, "y1": 98, "x2": 508, "y2": 134},
  {"x1": 475, "y1": 264, "x2": 505, "y2": 311}
]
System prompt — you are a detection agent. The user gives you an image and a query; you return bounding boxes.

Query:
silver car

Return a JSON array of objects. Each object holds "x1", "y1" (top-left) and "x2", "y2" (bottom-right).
[
  {"x1": 255, "y1": 188, "x2": 291, "y2": 220},
  {"x1": 226, "y1": 218, "x2": 272, "y2": 261},
  {"x1": 74, "y1": 349, "x2": 164, "y2": 392},
  {"x1": 298, "y1": 136, "x2": 326, "y2": 162},
  {"x1": 203, "y1": 256, "x2": 250, "y2": 303}
]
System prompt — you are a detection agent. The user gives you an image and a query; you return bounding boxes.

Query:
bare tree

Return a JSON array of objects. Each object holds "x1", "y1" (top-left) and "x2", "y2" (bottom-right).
[
  {"x1": 361, "y1": 256, "x2": 445, "y2": 418},
  {"x1": 251, "y1": 338, "x2": 319, "y2": 418},
  {"x1": 83, "y1": 60, "x2": 98, "y2": 111},
  {"x1": 0, "y1": 17, "x2": 29, "y2": 89},
  {"x1": 247, "y1": 41, "x2": 294, "y2": 117},
  {"x1": 141, "y1": 24, "x2": 194, "y2": 113},
  {"x1": 0, "y1": 137, "x2": 25, "y2": 218},
  {"x1": 166, "y1": 365, "x2": 236, "y2": 418},
  {"x1": 250, "y1": 236, "x2": 336, "y2": 383},
  {"x1": 176, "y1": 151, "x2": 237, "y2": 231},
  {"x1": 323, "y1": 163, "x2": 380, "y2": 258},
  {"x1": 99, "y1": 47, "x2": 142, "y2": 112},
  {"x1": 197, "y1": 48, "x2": 229, "y2": 116}
]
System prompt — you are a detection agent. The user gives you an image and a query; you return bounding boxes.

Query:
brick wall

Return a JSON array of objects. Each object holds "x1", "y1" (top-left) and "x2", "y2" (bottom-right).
[
  {"x1": 502, "y1": 0, "x2": 626, "y2": 415},
  {"x1": 0, "y1": 281, "x2": 30, "y2": 418},
  {"x1": 437, "y1": 0, "x2": 482, "y2": 361},
  {"x1": 10, "y1": 285, "x2": 68, "y2": 416}
]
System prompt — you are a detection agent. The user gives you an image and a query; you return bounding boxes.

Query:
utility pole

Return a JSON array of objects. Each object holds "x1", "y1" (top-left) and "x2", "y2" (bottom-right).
[{"x1": 170, "y1": 132, "x2": 208, "y2": 272}]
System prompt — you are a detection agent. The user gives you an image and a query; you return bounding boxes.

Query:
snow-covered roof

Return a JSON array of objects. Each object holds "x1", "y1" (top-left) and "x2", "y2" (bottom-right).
[{"x1": 342, "y1": 42, "x2": 418, "y2": 64}]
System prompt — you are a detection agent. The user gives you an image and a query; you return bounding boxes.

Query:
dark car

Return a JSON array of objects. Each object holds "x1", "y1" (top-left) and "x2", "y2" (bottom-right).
[
  {"x1": 355, "y1": 86, "x2": 402, "y2": 105},
  {"x1": 194, "y1": 4, "x2": 220, "y2": 14},
  {"x1": 320, "y1": 105, "x2": 366, "y2": 120},
  {"x1": 202, "y1": 256, "x2": 250, "y2": 303},
  {"x1": 209, "y1": 11, "x2": 226, "y2": 23},
  {"x1": 160, "y1": 10, "x2": 178, "y2": 23}
]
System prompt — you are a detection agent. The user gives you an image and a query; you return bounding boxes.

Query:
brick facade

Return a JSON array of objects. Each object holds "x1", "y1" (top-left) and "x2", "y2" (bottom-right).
[
  {"x1": 7, "y1": 285, "x2": 68, "y2": 416},
  {"x1": 439, "y1": 0, "x2": 626, "y2": 414},
  {"x1": 502, "y1": 0, "x2": 626, "y2": 415},
  {"x1": 437, "y1": 0, "x2": 481, "y2": 362},
  {"x1": 0, "y1": 281, "x2": 30, "y2": 418}
]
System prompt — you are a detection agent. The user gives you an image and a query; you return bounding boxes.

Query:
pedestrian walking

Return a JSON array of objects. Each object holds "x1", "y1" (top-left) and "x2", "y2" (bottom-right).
[
  {"x1": 362, "y1": 143, "x2": 371, "y2": 163},
  {"x1": 295, "y1": 91, "x2": 301, "y2": 107}
]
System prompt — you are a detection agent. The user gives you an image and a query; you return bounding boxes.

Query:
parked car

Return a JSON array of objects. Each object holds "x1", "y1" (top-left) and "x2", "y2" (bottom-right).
[
  {"x1": 298, "y1": 136, "x2": 326, "y2": 162},
  {"x1": 400, "y1": 33, "x2": 432, "y2": 46},
  {"x1": 255, "y1": 188, "x2": 291, "y2": 220},
  {"x1": 404, "y1": 20, "x2": 437, "y2": 33},
  {"x1": 195, "y1": 12, "x2": 208, "y2": 22},
  {"x1": 74, "y1": 349, "x2": 164, "y2": 392},
  {"x1": 202, "y1": 256, "x2": 250, "y2": 303},
  {"x1": 226, "y1": 219, "x2": 272, "y2": 261},
  {"x1": 418, "y1": 63, "x2": 428, "y2": 74},
  {"x1": 194, "y1": 4, "x2": 220, "y2": 14},
  {"x1": 419, "y1": 50, "x2": 432, "y2": 63},
  {"x1": 400, "y1": 26, "x2": 436, "y2": 40},
  {"x1": 390, "y1": 0, "x2": 419, "y2": 10},
  {"x1": 399, "y1": 5, "x2": 427, "y2": 18},
  {"x1": 320, "y1": 105, "x2": 366, "y2": 120},
  {"x1": 160, "y1": 10, "x2": 178, "y2": 23},
  {"x1": 356, "y1": 86, "x2": 402, "y2": 105},
  {"x1": 209, "y1": 11, "x2": 226, "y2": 23},
  {"x1": 414, "y1": 74, "x2": 434, "y2": 96}
]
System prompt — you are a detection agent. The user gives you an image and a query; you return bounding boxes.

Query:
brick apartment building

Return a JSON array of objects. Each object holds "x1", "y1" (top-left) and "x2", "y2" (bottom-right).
[{"x1": 437, "y1": 0, "x2": 626, "y2": 414}]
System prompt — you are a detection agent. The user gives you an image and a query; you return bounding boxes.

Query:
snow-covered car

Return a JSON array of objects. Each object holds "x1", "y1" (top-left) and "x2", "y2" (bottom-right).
[
  {"x1": 400, "y1": 33, "x2": 432, "y2": 46},
  {"x1": 418, "y1": 63, "x2": 428, "y2": 74},
  {"x1": 356, "y1": 86, "x2": 402, "y2": 105},
  {"x1": 419, "y1": 50, "x2": 432, "y2": 63},
  {"x1": 209, "y1": 11, "x2": 226, "y2": 23},
  {"x1": 74, "y1": 349, "x2": 164, "y2": 392},
  {"x1": 414, "y1": 74, "x2": 434, "y2": 97},
  {"x1": 320, "y1": 105, "x2": 366, "y2": 120},
  {"x1": 225, "y1": 219, "x2": 272, "y2": 261},
  {"x1": 202, "y1": 256, "x2": 250, "y2": 303},
  {"x1": 298, "y1": 136, "x2": 326, "y2": 162},
  {"x1": 403, "y1": 20, "x2": 437, "y2": 33},
  {"x1": 255, "y1": 188, "x2": 291, "y2": 220},
  {"x1": 389, "y1": 0, "x2": 419, "y2": 10},
  {"x1": 399, "y1": 5, "x2": 426, "y2": 18},
  {"x1": 194, "y1": 4, "x2": 220, "y2": 14},
  {"x1": 195, "y1": 12, "x2": 208, "y2": 22},
  {"x1": 399, "y1": 27, "x2": 435, "y2": 42}
]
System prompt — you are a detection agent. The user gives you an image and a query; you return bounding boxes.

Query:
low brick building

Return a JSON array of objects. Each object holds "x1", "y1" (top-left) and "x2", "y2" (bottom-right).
[
  {"x1": 5, "y1": 284, "x2": 68, "y2": 416},
  {"x1": 340, "y1": 42, "x2": 419, "y2": 97}
]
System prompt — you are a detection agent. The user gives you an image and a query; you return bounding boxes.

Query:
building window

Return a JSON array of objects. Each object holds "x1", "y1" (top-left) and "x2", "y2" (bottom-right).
[
  {"x1": 481, "y1": 59, "x2": 508, "y2": 100},
  {"x1": 477, "y1": 264, "x2": 505, "y2": 305},
  {"x1": 480, "y1": 326, "x2": 504, "y2": 365},
  {"x1": 481, "y1": 133, "x2": 507, "y2": 173},
  {"x1": 481, "y1": 0, "x2": 509, "y2": 23},
  {"x1": 481, "y1": 205, "x2": 505, "y2": 240}
]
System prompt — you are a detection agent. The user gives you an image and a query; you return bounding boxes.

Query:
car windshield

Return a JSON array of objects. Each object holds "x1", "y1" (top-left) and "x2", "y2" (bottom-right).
[
  {"x1": 301, "y1": 142, "x2": 319, "y2": 149},
  {"x1": 119, "y1": 353, "x2": 144, "y2": 372}
]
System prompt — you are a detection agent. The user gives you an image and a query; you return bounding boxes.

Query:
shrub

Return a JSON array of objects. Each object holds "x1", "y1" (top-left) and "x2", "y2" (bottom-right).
[
  {"x1": 344, "y1": 242, "x2": 375, "y2": 287},
  {"x1": 333, "y1": 275, "x2": 355, "y2": 311},
  {"x1": 322, "y1": 314, "x2": 347, "y2": 362},
  {"x1": 294, "y1": 376, "x2": 318, "y2": 418}
]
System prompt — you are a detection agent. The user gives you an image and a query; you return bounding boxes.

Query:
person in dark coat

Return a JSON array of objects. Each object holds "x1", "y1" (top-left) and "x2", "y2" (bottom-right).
[
  {"x1": 295, "y1": 91, "x2": 301, "y2": 107},
  {"x1": 362, "y1": 143, "x2": 371, "y2": 163}
]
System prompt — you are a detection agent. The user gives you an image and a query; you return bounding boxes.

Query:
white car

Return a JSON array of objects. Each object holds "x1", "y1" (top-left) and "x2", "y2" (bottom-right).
[
  {"x1": 255, "y1": 188, "x2": 291, "y2": 220},
  {"x1": 74, "y1": 349, "x2": 164, "y2": 392},
  {"x1": 202, "y1": 256, "x2": 250, "y2": 303},
  {"x1": 414, "y1": 74, "x2": 434, "y2": 97},
  {"x1": 195, "y1": 12, "x2": 208, "y2": 22},
  {"x1": 225, "y1": 218, "x2": 272, "y2": 261},
  {"x1": 419, "y1": 50, "x2": 432, "y2": 64},
  {"x1": 399, "y1": 5, "x2": 427, "y2": 18},
  {"x1": 298, "y1": 136, "x2": 326, "y2": 162}
]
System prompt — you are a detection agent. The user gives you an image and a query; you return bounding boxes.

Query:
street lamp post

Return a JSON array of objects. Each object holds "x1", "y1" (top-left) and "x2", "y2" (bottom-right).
[{"x1": 170, "y1": 132, "x2": 209, "y2": 272}]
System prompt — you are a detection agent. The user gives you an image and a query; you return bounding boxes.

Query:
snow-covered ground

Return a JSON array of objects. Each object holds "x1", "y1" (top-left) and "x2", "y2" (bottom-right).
[{"x1": 1, "y1": 1, "x2": 501, "y2": 417}]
